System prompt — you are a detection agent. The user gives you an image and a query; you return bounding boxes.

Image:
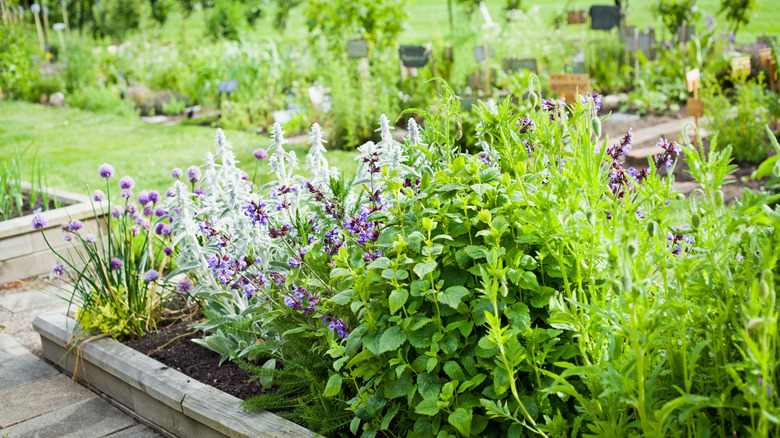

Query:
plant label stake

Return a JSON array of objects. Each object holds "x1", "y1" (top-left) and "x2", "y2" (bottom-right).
[
  {"x1": 550, "y1": 73, "x2": 591, "y2": 102},
  {"x1": 54, "y1": 23, "x2": 66, "y2": 52},
  {"x1": 731, "y1": 56, "x2": 751, "y2": 79},
  {"x1": 567, "y1": 10, "x2": 587, "y2": 25},
  {"x1": 42, "y1": 6, "x2": 51, "y2": 46},
  {"x1": 61, "y1": 0, "x2": 70, "y2": 37},
  {"x1": 589, "y1": 5, "x2": 620, "y2": 31},
  {"x1": 216, "y1": 80, "x2": 238, "y2": 115},
  {"x1": 473, "y1": 44, "x2": 494, "y2": 93},
  {"x1": 347, "y1": 39, "x2": 368, "y2": 59},
  {"x1": 30, "y1": 4, "x2": 45, "y2": 56},
  {"x1": 760, "y1": 48, "x2": 778, "y2": 126},
  {"x1": 686, "y1": 68, "x2": 701, "y2": 148}
]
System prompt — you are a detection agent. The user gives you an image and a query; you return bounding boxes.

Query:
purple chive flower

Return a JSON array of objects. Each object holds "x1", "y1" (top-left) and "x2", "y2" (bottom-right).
[
  {"x1": 64, "y1": 234, "x2": 72, "y2": 241},
  {"x1": 171, "y1": 168, "x2": 183, "y2": 179},
  {"x1": 187, "y1": 165, "x2": 201, "y2": 184},
  {"x1": 93, "y1": 190, "x2": 106, "y2": 202},
  {"x1": 177, "y1": 278, "x2": 193, "y2": 293},
  {"x1": 154, "y1": 206, "x2": 166, "y2": 217},
  {"x1": 137, "y1": 190, "x2": 150, "y2": 205},
  {"x1": 142, "y1": 205, "x2": 153, "y2": 217},
  {"x1": 52, "y1": 263, "x2": 66, "y2": 276},
  {"x1": 31, "y1": 214, "x2": 48, "y2": 230},
  {"x1": 194, "y1": 188, "x2": 205, "y2": 196},
  {"x1": 85, "y1": 234, "x2": 97, "y2": 243},
  {"x1": 143, "y1": 269, "x2": 159, "y2": 282},
  {"x1": 111, "y1": 206, "x2": 124, "y2": 218},
  {"x1": 68, "y1": 220, "x2": 83, "y2": 231},
  {"x1": 98, "y1": 163, "x2": 115, "y2": 178},
  {"x1": 110, "y1": 257, "x2": 123, "y2": 269},
  {"x1": 148, "y1": 190, "x2": 161, "y2": 204},
  {"x1": 132, "y1": 226, "x2": 141, "y2": 236},
  {"x1": 126, "y1": 202, "x2": 138, "y2": 215},
  {"x1": 163, "y1": 246, "x2": 173, "y2": 256},
  {"x1": 119, "y1": 175, "x2": 135, "y2": 190},
  {"x1": 253, "y1": 148, "x2": 268, "y2": 160},
  {"x1": 120, "y1": 189, "x2": 133, "y2": 199},
  {"x1": 166, "y1": 187, "x2": 176, "y2": 198}
]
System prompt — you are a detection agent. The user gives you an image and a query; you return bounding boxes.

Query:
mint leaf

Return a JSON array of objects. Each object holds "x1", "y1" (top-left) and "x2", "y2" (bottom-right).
[
  {"x1": 379, "y1": 326, "x2": 406, "y2": 353},
  {"x1": 323, "y1": 373, "x2": 342, "y2": 397},
  {"x1": 448, "y1": 408, "x2": 473, "y2": 435},
  {"x1": 438, "y1": 285, "x2": 469, "y2": 309},
  {"x1": 415, "y1": 397, "x2": 440, "y2": 416},
  {"x1": 389, "y1": 289, "x2": 409, "y2": 314},
  {"x1": 413, "y1": 260, "x2": 437, "y2": 278}
]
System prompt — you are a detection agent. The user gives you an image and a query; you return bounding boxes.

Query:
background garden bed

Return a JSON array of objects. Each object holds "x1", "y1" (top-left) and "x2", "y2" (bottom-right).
[
  {"x1": 33, "y1": 310, "x2": 317, "y2": 438},
  {"x1": 0, "y1": 183, "x2": 108, "y2": 284}
]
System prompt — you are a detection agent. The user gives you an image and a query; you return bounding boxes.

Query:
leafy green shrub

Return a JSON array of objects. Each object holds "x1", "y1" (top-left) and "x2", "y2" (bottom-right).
[
  {"x1": 94, "y1": 0, "x2": 143, "y2": 40},
  {"x1": 653, "y1": 0, "x2": 701, "y2": 35},
  {"x1": 205, "y1": 0, "x2": 245, "y2": 41},
  {"x1": 161, "y1": 96, "x2": 187, "y2": 115},
  {"x1": 0, "y1": 25, "x2": 40, "y2": 101},
  {"x1": 701, "y1": 73, "x2": 771, "y2": 163}
]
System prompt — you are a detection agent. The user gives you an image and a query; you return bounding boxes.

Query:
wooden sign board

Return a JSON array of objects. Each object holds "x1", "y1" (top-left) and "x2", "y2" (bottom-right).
[
  {"x1": 473, "y1": 45, "x2": 495, "y2": 62},
  {"x1": 760, "y1": 48, "x2": 775, "y2": 67},
  {"x1": 567, "y1": 10, "x2": 587, "y2": 25},
  {"x1": 347, "y1": 39, "x2": 368, "y2": 58},
  {"x1": 503, "y1": 57, "x2": 537, "y2": 73},
  {"x1": 550, "y1": 73, "x2": 591, "y2": 101},
  {"x1": 686, "y1": 98, "x2": 704, "y2": 118},
  {"x1": 686, "y1": 69, "x2": 700, "y2": 92},
  {"x1": 677, "y1": 25, "x2": 695, "y2": 43},
  {"x1": 467, "y1": 69, "x2": 497, "y2": 91},
  {"x1": 399, "y1": 45, "x2": 429, "y2": 68},
  {"x1": 624, "y1": 31, "x2": 654, "y2": 52},
  {"x1": 731, "y1": 56, "x2": 751, "y2": 76}
]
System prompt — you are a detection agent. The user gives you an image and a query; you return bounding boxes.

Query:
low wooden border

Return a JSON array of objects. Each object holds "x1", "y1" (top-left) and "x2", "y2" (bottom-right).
[{"x1": 33, "y1": 311, "x2": 318, "y2": 438}]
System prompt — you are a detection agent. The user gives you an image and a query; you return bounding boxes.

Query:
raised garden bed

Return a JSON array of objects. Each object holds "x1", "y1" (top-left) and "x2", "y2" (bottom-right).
[
  {"x1": 0, "y1": 182, "x2": 108, "y2": 284},
  {"x1": 33, "y1": 310, "x2": 317, "y2": 438}
]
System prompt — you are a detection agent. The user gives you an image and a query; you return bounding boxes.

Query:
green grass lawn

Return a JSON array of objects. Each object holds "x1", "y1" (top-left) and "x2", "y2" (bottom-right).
[
  {"x1": 0, "y1": 101, "x2": 358, "y2": 194},
  {"x1": 155, "y1": 0, "x2": 779, "y2": 45}
]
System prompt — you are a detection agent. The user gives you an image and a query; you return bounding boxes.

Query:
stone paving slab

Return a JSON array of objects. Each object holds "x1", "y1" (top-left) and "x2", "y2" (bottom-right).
[
  {"x1": 103, "y1": 424, "x2": 162, "y2": 437},
  {"x1": 0, "y1": 374, "x2": 95, "y2": 427},
  {"x1": 1, "y1": 396, "x2": 136, "y2": 438},
  {"x1": 0, "y1": 335, "x2": 58, "y2": 392},
  {"x1": 0, "y1": 290, "x2": 67, "y2": 313}
]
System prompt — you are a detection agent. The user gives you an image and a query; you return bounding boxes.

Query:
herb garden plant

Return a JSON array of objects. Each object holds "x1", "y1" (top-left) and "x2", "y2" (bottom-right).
[{"x1": 134, "y1": 77, "x2": 778, "y2": 437}]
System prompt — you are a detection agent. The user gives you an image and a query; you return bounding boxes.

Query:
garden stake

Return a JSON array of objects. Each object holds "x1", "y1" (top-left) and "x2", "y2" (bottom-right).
[
  {"x1": 42, "y1": 6, "x2": 51, "y2": 46},
  {"x1": 686, "y1": 68, "x2": 701, "y2": 148},
  {"x1": 0, "y1": 0, "x2": 8, "y2": 25},
  {"x1": 760, "y1": 48, "x2": 777, "y2": 127},
  {"x1": 633, "y1": 27, "x2": 640, "y2": 86},
  {"x1": 54, "y1": 23, "x2": 66, "y2": 52},
  {"x1": 31, "y1": 4, "x2": 45, "y2": 56},
  {"x1": 61, "y1": 0, "x2": 70, "y2": 37}
]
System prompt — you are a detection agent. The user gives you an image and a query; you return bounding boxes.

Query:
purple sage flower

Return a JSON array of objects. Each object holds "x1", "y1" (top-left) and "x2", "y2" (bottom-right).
[
  {"x1": 110, "y1": 258, "x2": 123, "y2": 269},
  {"x1": 31, "y1": 214, "x2": 48, "y2": 230},
  {"x1": 143, "y1": 269, "x2": 159, "y2": 282},
  {"x1": 98, "y1": 163, "x2": 115, "y2": 178},
  {"x1": 177, "y1": 278, "x2": 193, "y2": 293},
  {"x1": 93, "y1": 190, "x2": 106, "y2": 202},
  {"x1": 187, "y1": 165, "x2": 201, "y2": 184},
  {"x1": 119, "y1": 175, "x2": 135, "y2": 190},
  {"x1": 253, "y1": 148, "x2": 268, "y2": 160},
  {"x1": 171, "y1": 168, "x2": 183, "y2": 179},
  {"x1": 52, "y1": 263, "x2": 66, "y2": 276}
]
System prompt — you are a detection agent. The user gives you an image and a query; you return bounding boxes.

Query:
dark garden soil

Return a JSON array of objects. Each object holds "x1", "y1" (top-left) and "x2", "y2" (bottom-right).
[
  {"x1": 123, "y1": 310, "x2": 267, "y2": 401},
  {"x1": 1, "y1": 191, "x2": 58, "y2": 221}
]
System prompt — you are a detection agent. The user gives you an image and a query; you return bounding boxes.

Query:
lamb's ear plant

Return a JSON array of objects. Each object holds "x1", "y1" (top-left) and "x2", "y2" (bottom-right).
[{"x1": 31, "y1": 163, "x2": 192, "y2": 340}]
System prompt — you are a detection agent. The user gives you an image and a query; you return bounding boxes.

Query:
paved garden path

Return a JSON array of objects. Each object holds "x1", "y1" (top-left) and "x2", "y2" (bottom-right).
[{"x1": 0, "y1": 284, "x2": 163, "y2": 438}]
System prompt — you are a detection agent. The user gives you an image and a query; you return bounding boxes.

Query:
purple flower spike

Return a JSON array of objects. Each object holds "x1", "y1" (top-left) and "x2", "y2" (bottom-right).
[
  {"x1": 110, "y1": 257, "x2": 122, "y2": 269},
  {"x1": 32, "y1": 214, "x2": 48, "y2": 230},
  {"x1": 93, "y1": 190, "x2": 106, "y2": 202},
  {"x1": 187, "y1": 165, "x2": 201, "y2": 184},
  {"x1": 171, "y1": 168, "x2": 183, "y2": 179},
  {"x1": 143, "y1": 269, "x2": 159, "y2": 282},
  {"x1": 177, "y1": 278, "x2": 193, "y2": 293},
  {"x1": 119, "y1": 175, "x2": 135, "y2": 190},
  {"x1": 253, "y1": 148, "x2": 268, "y2": 160},
  {"x1": 52, "y1": 263, "x2": 66, "y2": 276},
  {"x1": 98, "y1": 163, "x2": 115, "y2": 178}
]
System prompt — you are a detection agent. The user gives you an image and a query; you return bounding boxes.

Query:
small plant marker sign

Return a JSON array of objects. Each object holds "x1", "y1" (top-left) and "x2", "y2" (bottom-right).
[
  {"x1": 760, "y1": 48, "x2": 776, "y2": 92},
  {"x1": 567, "y1": 10, "x2": 587, "y2": 25},
  {"x1": 503, "y1": 58, "x2": 537, "y2": 74},
  {"x1": 686, "y1": 68, "x2": 702, "y2": 147},
  {"x1": 731, "y1": 56, "x2": 751, "y2": 78},
  {"x1": 347, "y1": 38, "x2": 368, "y2": 59},
  {"x1": 550, "y1": 73, "x2": 591, "y2": 102}
]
